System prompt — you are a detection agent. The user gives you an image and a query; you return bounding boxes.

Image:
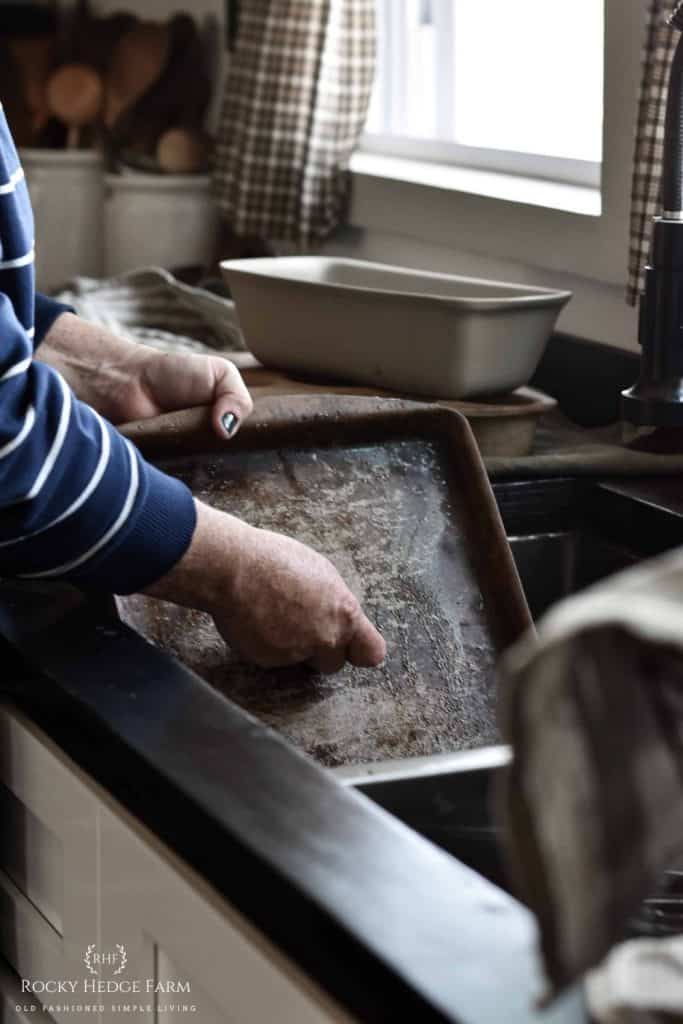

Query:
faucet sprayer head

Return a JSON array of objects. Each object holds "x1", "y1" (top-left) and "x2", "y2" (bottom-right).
[{"x1": 670, "y1": 2, "x2": 683, "y2": 30}]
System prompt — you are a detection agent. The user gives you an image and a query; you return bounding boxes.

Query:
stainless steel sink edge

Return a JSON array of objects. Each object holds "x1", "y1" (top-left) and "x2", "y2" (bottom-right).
[{"x1": 330, "y1": 744, "x2": 511, "y2": 788}]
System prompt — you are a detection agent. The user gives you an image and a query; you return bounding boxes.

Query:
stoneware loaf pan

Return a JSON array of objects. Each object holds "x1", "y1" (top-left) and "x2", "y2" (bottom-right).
[{"x1": 221, "y1": 256, "x2": 572, "y2": 400}]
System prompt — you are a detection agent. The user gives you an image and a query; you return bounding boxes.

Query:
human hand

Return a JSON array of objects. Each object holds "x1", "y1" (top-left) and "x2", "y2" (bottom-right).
[
  {"x1": 38, "y1": 314, "x2": 253, "y2": 438},
  {"x1": 144, "y1": 501, "x2": 386, "y2": 673},
  {"x1": 125, "y1": 345, "x2": 254, "y2": 439}
]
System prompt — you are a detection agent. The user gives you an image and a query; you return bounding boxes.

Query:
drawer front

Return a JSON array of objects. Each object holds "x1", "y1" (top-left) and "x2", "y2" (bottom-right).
[
  {"x1": 0, "y1": 955, "x2": 56, "y2": 1024},
  {"x1": 0, "y1": 783, "x2": 63, "y2": 936}
]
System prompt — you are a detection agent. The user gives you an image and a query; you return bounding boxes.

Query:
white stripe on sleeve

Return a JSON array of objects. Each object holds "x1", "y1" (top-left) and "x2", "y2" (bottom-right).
[
  {"x1": 20, "y1": 439, "x2": 140, "y2": 579},
  {"x1": 0, "y1": 404, "x2": 35, "y2": 459},
  {"x1": 0, "y1": 248, "x2": 34, "y2": 271},
  {"x1": 0, "y1": 356, "x2": 31, "y2": 382},
  {"x1": 24, "y1": 373, "x2": 72, "y2": 500},
  {"x1": 0, "y1": 412, "x2": 110, "y2": 548},
  {"x1": 0, "y1": 167, "x2": 25, "y2": 195}
]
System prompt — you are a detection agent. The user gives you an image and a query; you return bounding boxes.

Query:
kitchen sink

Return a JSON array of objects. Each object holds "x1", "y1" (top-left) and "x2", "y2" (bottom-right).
[
  {"x1": 509, "y1": 529, "x2": 637, "y2": 620},
  {"x1": 343, "y1": 477, "x2": 683, "y2": 892},
  {"x1": 495, "y1": 476, "x2": 683, "y2": 621},
  {"x1": 503, "y1": 484, "x2": 638, "y2": 620},
  {"x1": 345, "y1": 746, "x2": 512, "y2": 889}
]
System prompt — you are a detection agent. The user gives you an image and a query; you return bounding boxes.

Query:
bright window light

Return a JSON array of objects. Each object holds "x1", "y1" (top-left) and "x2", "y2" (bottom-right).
[
  {"x1": 453, "y1": 0, "x2": 604, "y2": 162},
  {"x1": 365, "y1": 0, "x2": 605, "y2": 186}
]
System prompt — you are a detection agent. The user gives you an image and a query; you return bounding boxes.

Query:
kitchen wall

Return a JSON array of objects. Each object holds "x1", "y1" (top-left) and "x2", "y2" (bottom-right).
[{"x1": 326, "y1": 220, "x2": 638, "y2": 354}]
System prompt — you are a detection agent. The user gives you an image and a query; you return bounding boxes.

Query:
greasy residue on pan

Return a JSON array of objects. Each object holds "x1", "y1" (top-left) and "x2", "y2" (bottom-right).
[{"x1": 118, "y1": 440, "x2": 499, "y2": 767}]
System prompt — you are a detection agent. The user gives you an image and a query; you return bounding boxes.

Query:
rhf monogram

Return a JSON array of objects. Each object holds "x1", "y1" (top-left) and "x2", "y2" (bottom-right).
[{"x1": 83, "y1": 944, "x2": 128, "y2": 976}]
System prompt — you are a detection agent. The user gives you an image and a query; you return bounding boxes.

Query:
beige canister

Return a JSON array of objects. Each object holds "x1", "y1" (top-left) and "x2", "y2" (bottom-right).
[{"x1": 21, "y1": 147, "x2": 105, "y2": 291}]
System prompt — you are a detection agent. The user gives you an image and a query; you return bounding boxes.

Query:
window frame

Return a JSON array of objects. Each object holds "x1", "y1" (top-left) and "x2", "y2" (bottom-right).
[
  {"x1": 360, "y1": 135, "x2": 602, "y2": 189},
  {"x1": 362, "y1": 0, "x2": 604, "y2": 191},
  {"x1": 341, "y1": 0, "x2": 646, "y2": 358}
]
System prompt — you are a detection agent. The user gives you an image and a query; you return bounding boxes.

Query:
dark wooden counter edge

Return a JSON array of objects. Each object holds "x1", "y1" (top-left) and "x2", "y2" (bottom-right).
[{"x1": 0, "y1": 580, "x2": 583, "y2": 1024}]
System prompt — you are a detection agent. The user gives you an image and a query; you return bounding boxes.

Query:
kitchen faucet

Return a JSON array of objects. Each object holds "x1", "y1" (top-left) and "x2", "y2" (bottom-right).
[{"x1": 622, "y1": 1, "x2": 683, "y2": 433}]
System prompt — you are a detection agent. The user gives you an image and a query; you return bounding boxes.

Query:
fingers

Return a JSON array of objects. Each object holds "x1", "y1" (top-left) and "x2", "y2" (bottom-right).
[
  {"x1": 347, "y1": 615, "x2": 387, "y2": 668},
  {"x1": 209, "y1": 357, "x2": 254, "y2": 439},
  {"x1": 249, "y1": 649, "x2": 311, "y2": 670},
  {"x1": 224, "y1": 634, "x2": 312, "y2": 670},
  {"x1": 308, "y1": 647, "x2": 348, "y2": 675},
  {"x1": 231, "y1": 632, "x2": 385, "y2": 674},
  {"x1": 246, "y1": 619, "x2": 386, "y2": 674},
  {"x1": 209, "y1": 522, "x2": 387, "y2": 675},
  {"x1": 253, "y1": 643, "x2": 383, "y2": 673}
]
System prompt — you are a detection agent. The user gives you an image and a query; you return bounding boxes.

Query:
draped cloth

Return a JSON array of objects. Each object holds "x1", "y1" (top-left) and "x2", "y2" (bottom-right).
[
  {"x1": 501, "y1": 548, "x2": 683, "y2": 1011},
  {"x1": 212, "y1": 0, "x2": 376, "y2": 245},
  {"x1": 628, "y1": 1, "x2": 677, "y2": 304}
]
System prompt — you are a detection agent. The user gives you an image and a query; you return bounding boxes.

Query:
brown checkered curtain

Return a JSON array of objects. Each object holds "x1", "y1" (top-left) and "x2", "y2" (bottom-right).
[
  {"x1": 628, "y1": 1, "x2": 677, "y2": 304},
  {"x1": 212, "y1": 0, "x2": 376, "y2": 245}
]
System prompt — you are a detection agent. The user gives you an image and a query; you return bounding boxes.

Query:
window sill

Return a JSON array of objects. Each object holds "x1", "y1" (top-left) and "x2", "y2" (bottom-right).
[{"x1": 349, "y1": 151, "x2": 602, "y2": 218}]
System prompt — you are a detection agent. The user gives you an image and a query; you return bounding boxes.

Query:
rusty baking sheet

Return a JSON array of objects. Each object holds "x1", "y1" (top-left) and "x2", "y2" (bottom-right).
[{"x1": 118, "y1": 396, "x2": 531, "y2": 768}]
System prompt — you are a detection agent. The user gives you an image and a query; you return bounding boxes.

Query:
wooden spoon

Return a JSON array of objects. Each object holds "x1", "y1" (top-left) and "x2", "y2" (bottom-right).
[
  {"x1": 103, "y1": 22, "x2": 170, "y2": 131},
  {"x1": 45, "y1": 63, "x2": 103, "y2": 148},
  {"x1": 156, "y1": 127, "x2": 210, "y2": 174},
  {"x1": 8, "y1": 34, "x2": 56, "y2": 138},
  {"x1": 0, "y1": 39, "x2": 33, "y2": 146}
]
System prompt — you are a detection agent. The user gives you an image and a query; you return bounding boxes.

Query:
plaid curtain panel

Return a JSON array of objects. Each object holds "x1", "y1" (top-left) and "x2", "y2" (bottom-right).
[
  {"x1": 628, "y1": 1, "x2": 677, "y2": 304},
  {"x1": 212, "y1": 0, "x2": 376, "y2": 245}
]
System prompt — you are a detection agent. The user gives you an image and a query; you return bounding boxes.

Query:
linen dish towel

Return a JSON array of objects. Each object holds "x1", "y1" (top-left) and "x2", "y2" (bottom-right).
[
  {"x1": 54, "y1": 267, "x2": 245, "y2": 355},
  {"x1": 485, "y1": 410, "x2": 683, "y2": 477},
  {"x1": 586, "y1": 935, "x2": 683, "y2": 1023},
  {"x1": 500, "y1": 548, "x2": 683, "y2": 1019}
]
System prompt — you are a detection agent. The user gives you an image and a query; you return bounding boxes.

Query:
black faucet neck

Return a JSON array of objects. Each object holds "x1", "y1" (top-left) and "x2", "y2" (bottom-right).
[
  {"x1": 661, "y1": 32, "x2": 683, "y2": 216},
  {"x1": 621, "y1": 7, "x2": 683, "y2": 428}
]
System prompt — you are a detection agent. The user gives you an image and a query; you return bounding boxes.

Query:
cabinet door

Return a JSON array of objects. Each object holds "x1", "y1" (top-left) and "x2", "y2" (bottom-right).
[
  {"x1": 98, "y1": 799, "x2": 351, "y2": 1024},
  {"x1": 0, "y1": 955, "x2": 56, "y2": 1024},
  {"x1": 0, "y1": 708, "x2": 99, "y2": 1024}
]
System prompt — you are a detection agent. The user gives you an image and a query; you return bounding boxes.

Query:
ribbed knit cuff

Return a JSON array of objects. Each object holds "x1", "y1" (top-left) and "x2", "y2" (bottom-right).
[
  {"x1": 34, "y1": 293, "x2": 75, "y2": 347},
  {"x1": 68, "y1": 462, "x2": 197, "y2": 595}
]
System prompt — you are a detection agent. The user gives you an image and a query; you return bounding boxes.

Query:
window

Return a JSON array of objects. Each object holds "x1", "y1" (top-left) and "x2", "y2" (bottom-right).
[{"x1": 364, "y1": 0, "x2": 605, "y2": 189}]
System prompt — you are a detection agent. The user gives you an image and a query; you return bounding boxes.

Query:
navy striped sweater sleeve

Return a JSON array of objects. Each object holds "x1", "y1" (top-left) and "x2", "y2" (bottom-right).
[
  {"x1": 0, "y1": 108, "x2": 197, "y2": 594},
  {"x1": 34, "y1": 292, "x2": 74, "y2": 346}
]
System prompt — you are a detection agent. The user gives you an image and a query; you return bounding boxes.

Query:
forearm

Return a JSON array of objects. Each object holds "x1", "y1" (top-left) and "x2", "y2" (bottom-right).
[
  {"x1": 143, "y1": 500, "x2": 244, "y2": 611},
  {"x1": 0, "y1": 300, "x2": 197, "y2": 591},
  {"x1": 35, "y1": 313, "x2": 144, "y2": 423}
]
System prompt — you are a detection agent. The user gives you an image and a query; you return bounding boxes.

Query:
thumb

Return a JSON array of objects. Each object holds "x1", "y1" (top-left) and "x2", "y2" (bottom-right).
[
  {"x1": 347, "y1": 615, "x2": 386, "y2": 668},
  {"x1": 209, "y1": 357, "x2": 254, "y2": 439}
]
